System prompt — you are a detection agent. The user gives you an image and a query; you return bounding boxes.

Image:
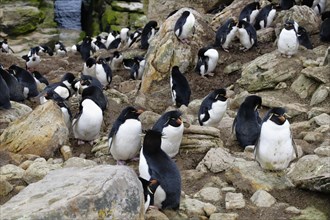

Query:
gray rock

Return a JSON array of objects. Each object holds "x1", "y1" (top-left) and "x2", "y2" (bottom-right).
[
  {"x1": 0, "y1": 177, "x2": 13, "y2": 196},
  {"x1": 238, "y1": 50, "x2": 302, "y2": 92},
  {"x1": 139, "y1": 110, "x2": 161, "y2": 129},
  {"x1": 0, "y1": 101, "x2": 69, "y2": 159},
  {"x1": 209, "y1": 213, "x2": 239, "y2": 220},
  {"x1": 250, "y1": 190, "x2": 276, "y2": 207},
  {"x1": 290, "y1": 74, "x2": 318, "y2": 99},
  {"x1": 287, "y1": 155, "x2": 330, "y2": 193},
  {"x1": 23, "y1": 158, "x2": 62, "y2": 184},
  {"x1": 224, "y1": 61, "x2": 242, "y2": 74},
  {"x1": 0, "y1": 101, "x2": 32, "y2": 135},
  {"x1": 310, "y1": 85, "x2": 329, "y2": 106},
  {"x1": 312, "y1": 113, "x2": 330, "y2": 126},
  {"x1": 257, "y1": 27, "x2": 276, "y2": 43},
  {"x1": 292, "y1": 206, "x2": 328, "y2": 220},
  {"x1": 308, "y1": 107, "x2": 330, "y2": 119},
  {"x1": 1, "y1": 165, "x2": 144, "y2": 220},
  {"x1": 285, "y1": 206, "x2": 302, "y2": 214},
  {"x1": 180, "y1": 198, "x2": 215, "y2": 217},
  {"x1": 0, "y1": 164, "x2": 25, "y2": 181},
  {"x1": 196, "y1": 147, "x2": 235, "y2": 173},
  {"x1": 194, "y1": 187, "x2": 222, "y2": 203},
  {"x1": 145, "y1": 208, "x2": 169, "y2": 220},
  {"x1": 301, "y1": 66, "x2": 330, "y2": 84},
  {"x1": 274, "y1": 5, "x2": 321, "y2": 35},
  {"x1": 225, "y1": 192, "x2": 245, "y2": 209},
  {"x1": 111, "y1": 1, "x2": 143, "y2": 13},
  {"x1": 314, "y1": 145, "x2": 330, "y2": 157},
  {"x1": 225, "y1": 160, "x2": 294, "y2": 192},
  {"x1": 221, "y1": 187, "x2": 236, "y2": 193},
  {"x1": 60, "y1": 145, "x2": 72, "y2": 161},
  {"x1": 63, "y1": 157, "x2": 97, "y2": 168}
]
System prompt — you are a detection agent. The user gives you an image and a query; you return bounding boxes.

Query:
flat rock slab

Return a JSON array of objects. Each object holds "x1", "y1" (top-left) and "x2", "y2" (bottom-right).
[{"x1": 0, "y1": 165, "x2": 144, "y2": 220}]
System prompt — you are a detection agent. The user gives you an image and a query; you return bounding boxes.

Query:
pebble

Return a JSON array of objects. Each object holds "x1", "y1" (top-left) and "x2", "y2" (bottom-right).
[
  {"x1": 209, "y1": 213, "x2": 239, "y2": 220},
  {"x1": 225, "y1": 192, "x2": 246, "y2": 209},
  {"x1": 285, "y1": 206, "x2": 302, "y2": 214},
  {"x1": 250, "y1": 190, "x2": 276, "y2": 207}
]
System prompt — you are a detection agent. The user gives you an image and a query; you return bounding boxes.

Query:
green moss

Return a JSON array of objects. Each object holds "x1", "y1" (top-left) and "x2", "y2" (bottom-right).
[
  {"x1": 38, "y1": 2, "x2": 57, "y2": 28},
  {"x1": 91, "y1": 17, "x2": 101, "y2": 37},
  {"x1": 101, "y1": 6, "x2": 129, "y2": 31},
  {"x1": 129, "y1": 13, "x2": 147, "y2": 29}
]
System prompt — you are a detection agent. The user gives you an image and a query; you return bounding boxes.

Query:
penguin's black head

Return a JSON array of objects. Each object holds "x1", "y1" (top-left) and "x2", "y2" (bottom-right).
[
  {"x1": 61, "y1": 72, "x2": 75, "y2": 83},
  {"x1": 171, "y1": 66, "x2": 181, "y2": 75},
  {"x1": 284, "y1": 20, "x2": 295, "y2": 30},
  {"x1": 237, "y1": 20, "x2": 248, "y2": 29},
  {"x1": 244, "y1": 95, "x2": 262, "y2": 110},
  {"x1": 96, "y1": 36, "x2": 102, "y2": 42},
  {"x1": 86, "y1": 57, "x2": 96, "y2": 67},
  {"x1": 165, "y1": 110, "x2": 183, "y2": 127},
  {"x1": 113, "y1": 51, "x2": 121, "y2": 58},
  {"x1": 182, "y1": 11, "x2": 191, "y2": 18},
  {"x1": 97, "y1": 57, "x2": 105, "y2": 64},
  {"x1": 83, "y1": 36, "x2": 92, "y2": 44},
  {"x1": 198, "y1": 47, "x2": 209, "y2": 58},
  {"x1": 32, "y1": 71, "x2": 42, "y2": 79},
  {"x1": 143, "y1": 129, "x2": 162, "y2": 151},
  {"x1": 134, "y1": 56, "x2": 144, "y2": 63},
  {"x1": 121, "y1": 106, "x2": 143, "y2": 120},
  {"x1": 267, "y1": 107, "x2": 287, "y2": 125},
  {"x1": 214, "y1": 88, "x2": 227, "y2": 101},
  {"x1": 321, "y1": 11, "x2": 330, "y2": 21},
  {"x1": 228, "y1": 18, "x2": 237, "y2": 27},
  {"x1": 166, "y1": 9, "x2": 179, "y2": 19}
]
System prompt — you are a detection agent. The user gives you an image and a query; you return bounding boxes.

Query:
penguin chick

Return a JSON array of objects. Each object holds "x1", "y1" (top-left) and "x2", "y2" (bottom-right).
[
  {"x1": 277, "y1": 19, "x2": 299, "y2": 58},
  {"x1": 198, "y1": 88, "x2": 228, "y2": 127},
  {"x1": 236, "y1": 20, "x2": 258, "y2": 52},
  {"x1": 233, "y1": 95, "x2": 262, "y2": 149},
  {"x1": 174, "y1": 10, "x2": 196, "y2": 44},
  {"x1": 254, "y1": 107, "x2": 297, "y2": 171},
  {"x1": 108, "y1": 106, "x2": 143, "y2": 165},
  {"x1": 214, "y1": 18, "x2": 238, "y2": 52},
  {"x1": 139, "y1": 129, "x2": 181, "y2": 210},
  {"x1": 195, "y1": 46, "x2": 219, "y2": 77},
  {"x1": 170, "y1": 66, "x2": 191, "y2": 108},
  {"x1": 152, "y1": 110, "x2": 184, "y2": 158}
]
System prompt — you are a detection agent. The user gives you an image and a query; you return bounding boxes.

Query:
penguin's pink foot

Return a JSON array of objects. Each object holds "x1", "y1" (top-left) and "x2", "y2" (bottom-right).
[{"x1": 117, "y1": 160, "x2": 126, "y2": 165}]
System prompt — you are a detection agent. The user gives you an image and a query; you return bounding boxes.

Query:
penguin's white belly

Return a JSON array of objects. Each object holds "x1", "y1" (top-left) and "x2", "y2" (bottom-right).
[
  {"x1": 95, "y1": 64, "x2": 108, "y2": 86},
  {"x1": 154, "y1": 185, "x2": 166, "y2": 209},
  {"x1": 137, "y1": 60, "x2": 145, "y2": 80},
  {"x1": 238, "y1": 29, "x2": 254, "y2": 49},
  {"x1": 72, "y1": 100, "x2": 103, "y2": 141},
  {"x1": 170, "y1": 77, "x2": 176, "y2": 103},
  {"x1": 249, "y1": 9, "x2": 259, "y2": 24},
  {"x1": 223, "y1": 26, "x2": 238, "y2": 49},
  {"x1": 61, "y1": 107, "x2": 71, "y2": 129},
  {"x1": 109, "y1": 119, "x2": 142, "y2": 161},
  {"x1": 255, "y1": 121, "x2": 295, "y2": 170},
  {"x1": 161, "y1": 124, "x2": 184, "y2": 158},
  {"x1": 83, "y1": 65, "x2": 96, "y2": 77},
  {"x1": 204, "y1": 49, "x2": 219, "y2": 74},
  {"x1": 178, "y1": 14, "x2": 195, "y2": 39},
  {"x1": 266, "y1": 10, "x2": 276, "y2": 28},
  {"x1": 54, "y1": 86, "x2": 70, "y2": 99},
  {"x1": 277, "y1": 30, "x2": 299, "y2": 56},
  {"x1": 203, "y1": 100, "x2": 227, "y2": 126},
  {"x1": 139, "y1": 148, "x2": 150, "y2": 180}
]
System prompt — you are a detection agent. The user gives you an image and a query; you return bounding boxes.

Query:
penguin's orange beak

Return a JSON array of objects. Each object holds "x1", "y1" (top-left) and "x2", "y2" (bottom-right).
[
  {"x1": 176, "y1": 117, "x2": 183, "y2": 125},
  {"x1": 136, "y1": 109, "x2": 144, "y2": 115},
  {"x1": 278, "y1": 115, "x2": 286, "y2": 123}
]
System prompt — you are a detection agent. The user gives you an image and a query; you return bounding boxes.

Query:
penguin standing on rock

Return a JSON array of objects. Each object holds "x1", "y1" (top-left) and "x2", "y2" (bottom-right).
[
  {"x1": 130, "y1": 56, "x2": 145, "y2": 80},
  {"x1": 152, "y1": 110, "x2": 184, "y2": 158},
  {"x1": 79, "y1": 36, "x2": 94, "y2": 61},
  {"x1": 254, "y1": 4, "x2": 277, "y2": 30},
  {"x1": 1, "y1": 39, "x2": 14, "y2": 53},
  {"x1": 174, "y1": 10, "x2": 196, "y2": 44},
  {"x1": 297, "y1": 26, "x2": 313, "y2": 49},
  {"x1": 140, "y1": 20, "x2": 158, "y2": 49},
  {"x1": 72, "y1": 86, "x2": 106, "y2": 144},
  {"x1": 54, "y1": 41, "x2": 67, "y2": 56},
  {"x1": 170, "y1": 66, "x2": 191, "y2": 107},
  {"x1": 198, "y1": 88, "x2": 228, "y2": 127},
  {"x1": 195, "y1": 46, "x2": 219, "y2": 77},
  {"x1": 95, "y1": 57, "x2": 112, "y2": 88},
  {"x1": 108, "y1": 106, "x2": 143, "y2": 165},
  {"x1": 277, "y1": 19, "x2": 299, "y2": 58},
  {"x1": 82, "y1": 57, "x2": 96, "y2": 77},
  {"x1": 236, "y1": 20, "x2": 257, "y2": 52},
  {"x1": 239, "y1": 1, "x2": 260, "y2": 25},
  {"x1": 233, "y1": 95, "x2": 262, "y2": 149},
  {"x1": 254, "y1": 107, "x2": 297, "y2": 171},
  {"x1": 110, "y1": 51, "x2": 123, "y2": 71},
  {"x1": 139, "y1": 129, "x2": 181, "y2": 210},
  {"x1": 22, "y1": 47, "x2": 41, "y2": 71},
  {"x1": 0, "y1": 67, "x2": 25, "y2": 102},
  {"x1": 0, "y1": 73, "x2": 11, "y2": 109},
  {"x1": 214, "y1": 18, "x2": 238, "y2": 52}
]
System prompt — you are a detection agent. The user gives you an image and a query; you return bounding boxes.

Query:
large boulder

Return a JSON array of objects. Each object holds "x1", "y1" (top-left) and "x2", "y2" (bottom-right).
[
  {"x1": 287, "y1": 155, "x2": 330, "y2": 193},
  {"x1": 0, "y1": 165, "x2": 144, "y2": 219},
  {"x1": 137, "y1": 8, "x2": 215, "y2": 112},
  {"x1": 0, "y1": 4, "x2": 45, "y2": 36},
  {"x1": 0, "y1": 101, "x2": 69, "y2": 159}
]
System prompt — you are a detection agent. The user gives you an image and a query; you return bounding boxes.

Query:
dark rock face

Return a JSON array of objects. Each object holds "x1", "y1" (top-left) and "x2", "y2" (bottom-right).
[{"x1": 54, "y1": 0, "x2": 83, "y2": 30}]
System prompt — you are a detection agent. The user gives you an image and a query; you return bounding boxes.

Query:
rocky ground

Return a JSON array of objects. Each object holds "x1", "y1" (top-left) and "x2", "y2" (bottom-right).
[{"x1": 1, "y1": 2, "x2": 330, "y2": 220}]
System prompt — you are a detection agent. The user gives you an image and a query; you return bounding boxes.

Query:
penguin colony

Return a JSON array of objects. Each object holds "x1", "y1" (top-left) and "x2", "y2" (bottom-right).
[{"x1": 0, "y1": 0, "x2": 329, "y2": 212}]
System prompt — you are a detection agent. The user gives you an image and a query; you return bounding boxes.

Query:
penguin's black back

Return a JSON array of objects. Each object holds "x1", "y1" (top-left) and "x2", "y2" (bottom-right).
[
  {"x1": 0, "y1": 73, "x2": 11, "y2": 109},
  {"x1": 174, "y1": 11, "x2": 190, "y2": 36},
  {"x1": 141, "y1": 20, "x2": 157, "y2": 49},
  {"x1": 80, "y1": 74, "x2": 103, "y2": 90},
  {"x1": 280, "y1": 0, "x2": 295, "y2": 10},
  {"x1": 80, "y1": 36, "x2": 93, "y2": 61},
  {"x1": 320, "y1": 14, "x2": 330, "y2": 42},
  {"x1": 81, "y1": 85, "x2": 107, "y2": 111},
  {"x1": 233, "y1": 95, "x2": 262, "y2": 148},
  {"x1": 238, "y1": 20, "x2": 258, "y2": 46},
  {"x1": 152, "y1": 110, "x2": 182, "y2": 132},
  {"x1": 239, "y1": 2, "x2": 260, "y2": 23},
  {"x1": 0, "y1": 68, "x2": 25, "y2": 102},
  {"x1": 298, "y1": 26, "x2": 313, "y2": 49},
  {"x1": 108, "y1": 38, "x2": 121, "y2": 50},
  {"x1": 254, "y1": 4, "x2": 273, "y2": 30},
  {"x1": 142, "y1": 129, "x2": 181, "y2": 210},
  {"x1": 32, "y1": 71, "x2": 49, "y2": 85},
  {"x1": 171, "y1": 66, "x2": 191, "y2": 107},
  {"x1": 9, "y1": 65, "x2": 39, "y2": 98},
  {"x1": 214, "y1": 18, "x2": 236, "y2": 47}
]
